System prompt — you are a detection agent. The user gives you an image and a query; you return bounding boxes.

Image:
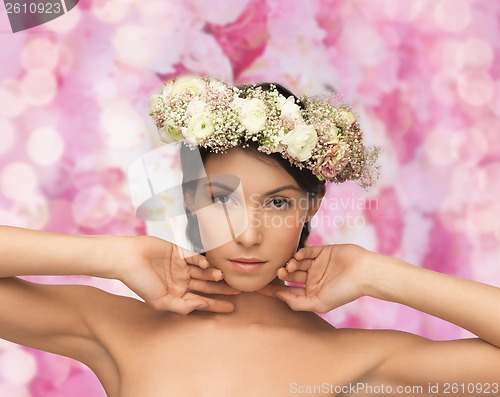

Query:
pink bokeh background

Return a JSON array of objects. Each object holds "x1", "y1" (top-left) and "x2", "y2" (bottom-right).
[{"x1": 1, "y1": 0, "x2": 500, "y2": 395}]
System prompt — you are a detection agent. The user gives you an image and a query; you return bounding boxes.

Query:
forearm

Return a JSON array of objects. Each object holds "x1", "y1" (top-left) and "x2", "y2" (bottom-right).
[
  {"x1": 0, "y1": 226, "x2": 123, "y2": 279},
  {"x1": 365, "y1": 253, "x2": 500, "y2": 348}
]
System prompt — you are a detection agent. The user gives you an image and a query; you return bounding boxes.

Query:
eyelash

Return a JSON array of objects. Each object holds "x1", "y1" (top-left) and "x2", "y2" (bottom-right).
[
  {"x1": 211, "y1": 194, "x2": 290, "y2": 211},
  {"x1": 212, "y1": 193, "x2": 236, "y2": 205},
  {"x1": 267, "y1": 197, "x2": 290, "y2": 210}
]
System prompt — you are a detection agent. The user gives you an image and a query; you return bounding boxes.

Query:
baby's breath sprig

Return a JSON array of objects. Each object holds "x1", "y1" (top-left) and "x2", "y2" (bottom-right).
[{"x1": 149, "y1": 76, "x2": 380, "y2": 188}]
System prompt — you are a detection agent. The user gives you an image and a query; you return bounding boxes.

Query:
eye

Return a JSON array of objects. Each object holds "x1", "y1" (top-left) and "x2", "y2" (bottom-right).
[
  {"x1": 268, "y1": 197, "x2": 290, "y2": 210},
  {"x1": 212, "y1": 193, "x2": 234, "y2": 205}
]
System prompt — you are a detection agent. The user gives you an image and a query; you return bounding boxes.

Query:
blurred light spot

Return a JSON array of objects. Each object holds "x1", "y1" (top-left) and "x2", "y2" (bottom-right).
[
  {"x1": 113, "y1": 25, "x2": 156, "y2": 68},
  {"x1": 43, "y1": 5, "x2": 81, "y2": 32},
  {"x1": 434, "y1": 0, "x2": 471, "y2": 32},
  {"x1": 95, "y1": 78, "x2": 119, "y2": 107},
  {"x1": 21, "y1": 38, "x2": 59, "y2": 71},
  {"x1": 491, "y1": 80, "x2": 500, "y2": 117},
  {"x1": 439, "y1": 196, "x2": 467, "y2": 233},
  {"x1": 0, "y1": 384, "x2": 30, "y2": 397},
  {"x1": 451, "y1": 129, "x2": 487, "y2": 166},
  {"x1": 451, "y1": 165, "x2": 483, "y2": 203},
  {"x1": 457, "y1": 71, "x2": 494, "y2": 107},
  {"x1": 0, "y1": 80, "x2": 26, "y2": 117},
  {"x1": 72, "y1": 186, "x2": 118, "y2": 228},
  {"x1": 92, "y1": 0, "x2": 131, "y2": 23},
  {"x1": 383, "y1": 0, "x2": 426, "y2": 21},
  {"x1": 137, "y1": 0, "x2": 186, "y2": 31},
  {"x1": 423, "y1": 128, "x2": 455, "y2": 166},
  {"x1": 479, "y1": 162, "x2": 500, "y2": 199},
  {"x1": 1, "y1": 162, "x2": 38, "y2": 201},
  {"x1": 0, "y1": 339, "x2": 21, "y2": 351},
  {"x1": 430, "y1": 39, "x2": 461, "y2": 75},
  {"x1": 456, "y1": 38, "x2": 494, "y2": 71},
  {"x1": 100, "y1": 100, "x2": 146, "y2": 151},
  {"x1": 27, "y1": 126, "x2": 65, "y2": 166},
  {"x1": 20, "y1": 69, "x2": 57, "y2": 106},
  {"x1": 184, "y1": 0, "x2": 249, "y2": 25},
  {"x1": 0, "y1": 348, "x2": 37, "y2": 385},
  {"x1": 341, "y1": 25, "x2": 387, "y2": 67},
  {"x1": 431, "y1": 72, "x2": 457, "y2": 105},
  {"x1": 467, "y1": 202, "x2": 500, "y2": 234},
  {"x1": 496, "y1": 222, "x2": 500, "y2": 244},
  {"x1": 13, "y1": 194, "x2": 50, "y2": 230},
  {"x1": 0, "y1": 118, "x2": 16, "y2": 156},
  {"x1": 56, "y1": 44, "x2": 75, "y2": 76}
]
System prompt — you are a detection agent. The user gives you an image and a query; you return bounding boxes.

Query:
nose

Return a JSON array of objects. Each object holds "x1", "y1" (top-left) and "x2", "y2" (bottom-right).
[{"x1": 233, "y1": 206, "x2": 263, "y2": 247}]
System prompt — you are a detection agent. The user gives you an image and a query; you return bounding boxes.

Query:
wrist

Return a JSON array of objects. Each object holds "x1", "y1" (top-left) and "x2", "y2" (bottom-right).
[
  {"x1": 360, "y1": 252, "x2": 412, "y2": 302},
  {"x1": 82, "y1": 235, "x2": 132, "y2": 280}
]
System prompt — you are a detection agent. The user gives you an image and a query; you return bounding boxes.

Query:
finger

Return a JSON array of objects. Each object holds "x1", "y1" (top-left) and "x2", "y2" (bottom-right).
[
  {"x1": 184, "y1": 292, "x2": 237, "y2": 313},
  {"x1": 189, "y1": 266, "x2": 223, "y2": 281},
  {"x1": 255, "y1": 282, "x2": 304, "y2": 298},
  {"x1": 277, "y1": 267, "x2": 307, "y2": 284},
  {"x1": 294, "y1": 246, "x2": 324, "y2": 261},
  {"x1": 188, "y1": 279, "x2": 242, "y2": 295},
  {"x1": 149, "y1": 294, "x2": 210, "y2": 315},
  {"x1": 285, "y1": 258, "x2": 314, "y2": 272},
  {"x1": 171, "y1": 243, "x2": 190, "y2": 258},
  {"x1": 274, "y1": 289, "x2": 325, "y2": 312},
  {"x1": 183, "y1": 252, "x2": 209, "y2": 269},
  {"x1": 255, "y1": 283, "x2": 279, "y2": 298}
]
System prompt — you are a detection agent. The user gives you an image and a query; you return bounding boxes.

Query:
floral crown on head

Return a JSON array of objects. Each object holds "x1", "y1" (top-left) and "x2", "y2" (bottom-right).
[{"x1": 149, "y1": 76, "x2": 380, "y2": 188}]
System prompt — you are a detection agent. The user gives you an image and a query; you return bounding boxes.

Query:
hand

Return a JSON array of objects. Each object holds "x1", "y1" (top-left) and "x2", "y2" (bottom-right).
[
  {"x1": 119, "y1": 236, "x2": 241, "y2": 314},
  {"x1": 257, "y1": 244, "x2": 374, "y2": 313}
]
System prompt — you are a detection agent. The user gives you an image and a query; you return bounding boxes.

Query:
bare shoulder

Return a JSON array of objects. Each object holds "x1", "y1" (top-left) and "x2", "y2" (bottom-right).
[
  {"x1": 318, "y1": 327, "x2": 424, "y2": 381},
  {"x1": 0, "y1": 278, "x2": 162, "y2": 363},
  {"x1": 328, "y1": 327, "x2": 500, "y2": 390},
  {"x1": 323, "y1": 327, "x2": 420, "y2": 353}
]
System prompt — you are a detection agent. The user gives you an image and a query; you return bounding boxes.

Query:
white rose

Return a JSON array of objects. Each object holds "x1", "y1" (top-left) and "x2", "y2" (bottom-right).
[
  {"x1": 232, "y1": 93, "x2": 247, "y2": 110},
  {"x1": 339, "y1": 109, "x2": 357, "y2": 125},
  {"x1": 208, "y1": 80, "x2": 227, "y2": 92},
  {"x1": 158, "y1": 121, "x2": 183, "y2": 143},
  {"x1": 171, "y1": 76, "x2": 207, "y2": 96},
  {"x1": 186, "y1": 99, "x2": 207, "y2": 116},
  {"x1": 279, "y1": 96, "x2": 303, "y2": 123},
  {"x1": 281, "y1": 124, "x2": 318, "y2": 161},
  {"x1": 183, "y1": 113, "x2": 214, "y2": 144},
  {"x1": 239, "y1": 98, "x2": 268, "y2": 134},
  {"x1": 325, "y1": 124, "x2": 340, "y2": 144},
  {"x1": 149, "y1": 94, "x2": 161, "y2": 111},
  {"x1": 161, "y1": 80, "x2": 174, "y2": 98}
]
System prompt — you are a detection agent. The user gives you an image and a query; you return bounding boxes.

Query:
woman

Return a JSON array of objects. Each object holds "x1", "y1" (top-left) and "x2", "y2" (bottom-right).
[{"x1": 1, "y1": 76, "x2": 500, "y2": 397}]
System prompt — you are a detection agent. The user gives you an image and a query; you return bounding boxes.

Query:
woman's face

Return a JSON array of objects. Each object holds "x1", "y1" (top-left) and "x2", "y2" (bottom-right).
[{"x1": 192, "y1": 147, "x2": 315, "y2": 292}]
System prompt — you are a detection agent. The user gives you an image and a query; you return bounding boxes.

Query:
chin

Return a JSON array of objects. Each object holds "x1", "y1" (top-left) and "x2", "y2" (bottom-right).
[{"x1": 223, "y1": 277, "x2": 272, "y2": 293}]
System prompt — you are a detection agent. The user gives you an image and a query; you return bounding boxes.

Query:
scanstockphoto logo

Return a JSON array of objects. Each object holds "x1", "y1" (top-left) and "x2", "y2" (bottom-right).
[{"x1": 2, "y1": 0, "x2": 79, "y2": 33}]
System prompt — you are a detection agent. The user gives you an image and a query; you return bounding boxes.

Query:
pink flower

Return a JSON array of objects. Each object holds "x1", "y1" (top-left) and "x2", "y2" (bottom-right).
[
  {"x1": 316, "y1": 152, "x2": 338, "y2": 180},
  {"x1": 204, "y1": 0, "x2": 269, "y2": 78},
  {"x1": 316, "y1": 143, "x2": 349, "y2": 180}
]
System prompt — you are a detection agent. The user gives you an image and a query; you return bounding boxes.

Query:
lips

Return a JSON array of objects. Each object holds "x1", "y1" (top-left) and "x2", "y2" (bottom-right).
[
  {"x1": 229, "y1": 257, "x2": 266, "y2": 264},
  {"x1": 228, "y1": 258, "x2": 267, "y2": 273}
]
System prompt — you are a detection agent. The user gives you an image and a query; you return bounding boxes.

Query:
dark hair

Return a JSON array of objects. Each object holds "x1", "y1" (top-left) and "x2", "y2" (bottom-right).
[{"x1": 180, "y1": 83, "x2": 326, "y2": 254}]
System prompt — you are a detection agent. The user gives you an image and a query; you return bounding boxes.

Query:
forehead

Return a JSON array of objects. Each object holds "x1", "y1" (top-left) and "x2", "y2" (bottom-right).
[{"x1": 203, "y1": 147, "x2": 299, "y2": 192}]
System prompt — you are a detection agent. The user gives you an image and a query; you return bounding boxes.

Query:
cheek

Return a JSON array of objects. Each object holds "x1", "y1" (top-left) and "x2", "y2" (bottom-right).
[
  {"x1": 261, "y1": 212, "x2": 305, "y2": 258},
  {"x1": 196, "y1": 206, "x2": 248, "y2": 250},
  {"x1": 263, "y1": 211, "x2": 305, "y2": 239}
]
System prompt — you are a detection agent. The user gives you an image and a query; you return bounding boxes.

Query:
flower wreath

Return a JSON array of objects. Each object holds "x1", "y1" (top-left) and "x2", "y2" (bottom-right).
[{"x1": 149, "y1": 76, "x2": 380, "y2": 188}]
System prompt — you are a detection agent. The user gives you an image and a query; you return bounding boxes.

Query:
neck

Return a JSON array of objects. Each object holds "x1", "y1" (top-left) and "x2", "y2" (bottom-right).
[{"x1": 193, "y1": 278, "x2": 318, "y2": 328}]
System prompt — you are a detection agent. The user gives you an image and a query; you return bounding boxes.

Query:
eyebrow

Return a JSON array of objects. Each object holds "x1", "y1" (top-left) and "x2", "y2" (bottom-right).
[{"x1": 203, "y1": 181, "x2": 302, "y2": 196}]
